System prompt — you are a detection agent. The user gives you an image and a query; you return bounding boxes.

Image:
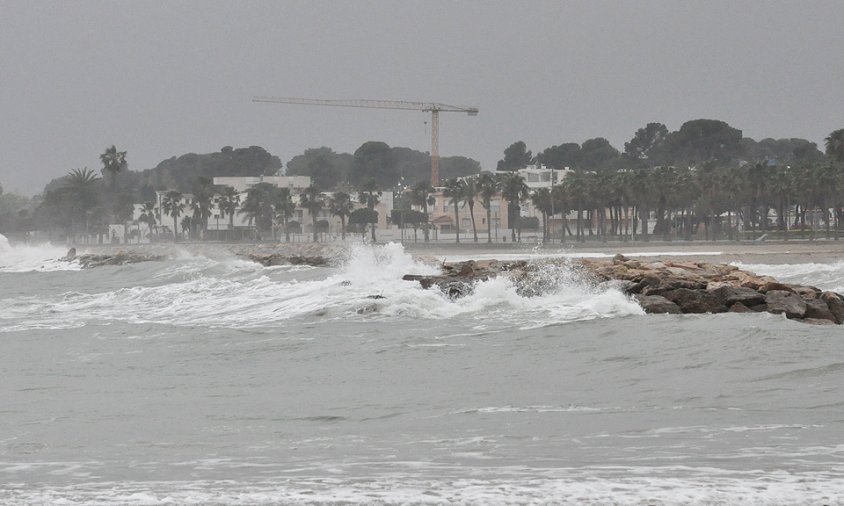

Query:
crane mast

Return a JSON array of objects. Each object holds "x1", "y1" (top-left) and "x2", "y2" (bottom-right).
[{"x1": 252, "y1": 96, "x2": 478, "y2": 186}]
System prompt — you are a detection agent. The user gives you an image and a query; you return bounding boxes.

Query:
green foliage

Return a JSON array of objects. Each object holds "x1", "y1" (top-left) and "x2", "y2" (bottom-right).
[
  {"x1": 351, "y1": 141, "x2": 398, "y2": 189},
  {"x1": 349, "y1": 207, "x2": 378, "y2": 225},
  {"x1": 579, "y1": 137, "x2": 620, "y2": 169},
  {"x1": 742, "y1": 137, "x2": 823, "y2": 164},
  {"x1": 825, "y1": 129, "x2": 844, "y2": 162},
  {"x1": 138, "y1": 146, "x2": 281, "y2": 196},
  {"x1": 299, "y1": 185, "x2": 325, "y2": 241},
  {"x1": 497, "y1": 141, "x2": 532, "y2": 171},
  {"x1": 161, "y1": 190, "x2": 186, "y2": 241},
  {"x1": 239, "y1": 182, "x2": 277, "y2": 236},
  {"x1": 537, "y1": 143, "x2": 581, "y2": 169},
  {"x1": 286, "y1": 147, "x2": 353, "y2": 190},
  {"x1": 624, "y1": 123, "x2": 669, "y2": 165},
  {"x1": 666, "y1": 119, "x2": 743, "y2": 166},
  {"x1": 100, "y1": 145, "x2": 127, "y2": 190}
]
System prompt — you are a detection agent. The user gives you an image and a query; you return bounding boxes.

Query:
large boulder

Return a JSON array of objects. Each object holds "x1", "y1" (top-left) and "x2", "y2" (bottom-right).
[
  {"x1": 764, "y1": 290, "x2": 807, "y2": 319},
  {"x1": 820, "y1": 292, "x2": 844, "y2": 324},
  {"x1": 633, "y1": 294, "x2": 682, "y2": 314},
  {"x1": 804, "y1": 299, "x2": 836, "y2": 323},
  {"x1": 661, "y1": 288, "x2": 728, "y2": 314},
  {"x1": 709, "y1": 286, "x2": 766, "y2": 307}
]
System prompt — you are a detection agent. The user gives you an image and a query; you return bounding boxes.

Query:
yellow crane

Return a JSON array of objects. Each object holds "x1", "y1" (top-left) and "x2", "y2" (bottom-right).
[{"x1": 252, "y1": 96, "x2": 479, "y2": 186}]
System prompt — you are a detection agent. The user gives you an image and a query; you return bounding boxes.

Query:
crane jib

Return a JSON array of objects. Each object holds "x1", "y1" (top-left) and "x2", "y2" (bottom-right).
[{"x1": 252, "y1": 96, "x2": 479, "y2": 185}]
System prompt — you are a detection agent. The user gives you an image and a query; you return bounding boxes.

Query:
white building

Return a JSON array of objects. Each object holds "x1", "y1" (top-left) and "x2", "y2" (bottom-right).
[
  {"x1": 517, "y1": 164, "x2": 572, "y2": 189},
  {"x1": 212, "y1": 175, "x2": 311, "y2": 193}
]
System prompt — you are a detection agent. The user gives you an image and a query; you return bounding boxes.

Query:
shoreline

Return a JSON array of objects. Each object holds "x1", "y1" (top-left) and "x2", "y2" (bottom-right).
[{"x1": 64, "y1": 238, "x2": 844, "y2": 266}]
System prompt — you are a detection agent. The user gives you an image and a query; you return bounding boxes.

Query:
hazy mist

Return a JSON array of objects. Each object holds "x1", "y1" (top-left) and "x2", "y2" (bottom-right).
[{"x1": 1, "y1": 0, "x2": 842, "y2": 195}]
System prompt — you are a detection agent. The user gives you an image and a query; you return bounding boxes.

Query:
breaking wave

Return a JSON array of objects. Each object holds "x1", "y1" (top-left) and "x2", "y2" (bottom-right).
[
  {"x1": 732, "y1": 260, "x2": 844, "y2": 293},
  {"x1": 0, "y1": 243, "x2": 642, "y2": 332},
  {"x1": 5, "y1": 468, "x2": 844, "y2": 505},
  {"x1": 0, "y1": 233, "x2": 79, "y2": 272}
]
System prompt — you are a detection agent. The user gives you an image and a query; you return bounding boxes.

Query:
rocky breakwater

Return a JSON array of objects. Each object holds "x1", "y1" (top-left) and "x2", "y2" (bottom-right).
[
  {"x1": 403, "y1": 254, "x2": 844, "y2": 325},
  {"x1": 64, "y1": 248, "x2": 166, "y2": 269},
  {"x1": 239, "y1": 243, "x2": 344, "y2": 268},
  {"x1": 245, "y1": 253, "x2": 331, "y2": 267}
]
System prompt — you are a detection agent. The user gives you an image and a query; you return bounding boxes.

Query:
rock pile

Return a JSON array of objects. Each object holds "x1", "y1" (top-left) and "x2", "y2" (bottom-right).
[
  {"x1": 73, "y1": 251, "x2": 165, "y2": 269},
  {"x1": 245, "y1": 253, "x2": 331, "y2": 267},
  {"x1": 402, "y1": 254, "x2": 844, "y2": 325}
]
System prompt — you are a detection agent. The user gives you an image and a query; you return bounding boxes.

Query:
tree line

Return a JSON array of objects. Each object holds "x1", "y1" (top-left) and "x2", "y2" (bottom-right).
[
  {"x1": 482, "y1": 122, "x2": 844, "y2": 243},
  {"x1": 1, "y1": 119, "x2": 842, "y2": 244}
]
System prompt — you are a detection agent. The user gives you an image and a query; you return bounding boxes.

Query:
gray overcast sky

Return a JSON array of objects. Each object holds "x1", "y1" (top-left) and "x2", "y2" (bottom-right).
[{"x1": 1, "y1": 0, "x2": 843, "y2": 195}]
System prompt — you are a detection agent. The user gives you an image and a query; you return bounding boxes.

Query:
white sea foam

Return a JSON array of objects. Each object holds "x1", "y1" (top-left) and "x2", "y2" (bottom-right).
[
  {"x1": 0, "y1": 233, "x2": 79, "y2": 272},
  {"x1": 732, "y1": 261, "x2": 844, "y2": 292},
  {"x1": 5, "y1": 470, "x2": 844, "y2": 505},
  {"x1": 441, "y1": 250, "x2": 723, "y2": 263},
  {"x1": 0, "y1": 243, "x2": 642, "y2": 332}
]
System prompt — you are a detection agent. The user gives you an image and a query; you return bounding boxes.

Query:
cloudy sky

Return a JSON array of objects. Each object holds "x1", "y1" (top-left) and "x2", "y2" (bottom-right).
[{"x1": 1, "y1": 0, "x2": 842, "y2": 195}]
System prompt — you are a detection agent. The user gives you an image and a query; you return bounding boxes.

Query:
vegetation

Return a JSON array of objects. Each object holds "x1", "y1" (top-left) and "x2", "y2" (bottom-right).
[
  {"x1": 4, "y1": 119, "x2": 843, "y2": 246},
  {"x1": 299, "y1": 185, "x2": 325, "y2": 242}
]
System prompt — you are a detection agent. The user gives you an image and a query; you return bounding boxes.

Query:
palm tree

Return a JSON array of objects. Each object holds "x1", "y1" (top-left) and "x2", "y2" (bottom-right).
[
  {"x1": 139, "y1": 201, "x2": 157, "y2": 239},
  {"x1": 99, "y1": 145, "x2": 127, "y2": 190},
  {"x1": 825, "y1": 129, "x2": 844, "y2": 162},
  {"x1": 530, "y1": 187, "x2": 552, "y2": 242},
  {"x1": 477, "y1": 172, "x2": 500, "y2": 243},
  {"x1": 64, "y1": 167, "x2": 101, "y2": 243},
  {"x1": 442, "y1": 178, "x2": 465, "y2": 243},
  {"x1": 299, "y1": 185, "x2": 325, "y2": 242},
  {"x1": 273, "y1": 188, "x2": 295, "y2": 242},
  {"x1": 190, "y1": 178, "x2": 214, "y2": 240},
  {"x1": 500, "y1": 171, "x2": 529, "y2": 242},
  {"x1": 357, "y1": 179, "x2": 381, "y2": 242},
  {"x1": 410, "y1": 181, "x2": 435, "y2": 242},
  {"x1": 216, "y1": 186, "x2": 240, "y2": 241},
  {"x1": 161, "y1": 190, "x2": 185, "y2": 242},
  {"x1": 551, "y1": 183, "x2": 572, "y2": 242},
  {"x1": 462, "y1": 177, "x2": 479, "y2": 242},
  {"x1": 238, "y1": 183, "x2": 275, "y2": 240},
  {"x1": 328, "y1": 191, "x2": 354, "y2": 240}
]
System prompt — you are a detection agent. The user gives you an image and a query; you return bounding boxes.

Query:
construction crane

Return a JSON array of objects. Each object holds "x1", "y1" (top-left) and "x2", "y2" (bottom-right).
[{"x1": 252, "y1": 96, "x2": 479, "y2": 186}]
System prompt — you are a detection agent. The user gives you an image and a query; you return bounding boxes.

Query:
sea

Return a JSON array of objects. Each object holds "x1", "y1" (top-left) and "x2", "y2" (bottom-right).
[{"x1": 2, "y1": 233, "x2": 844, "y2": 505}]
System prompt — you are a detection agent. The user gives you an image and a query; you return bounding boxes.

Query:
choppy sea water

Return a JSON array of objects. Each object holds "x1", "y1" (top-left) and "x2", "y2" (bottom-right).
[{"x1": 2, "y1": 236, "x2": 844, "y2": 505}]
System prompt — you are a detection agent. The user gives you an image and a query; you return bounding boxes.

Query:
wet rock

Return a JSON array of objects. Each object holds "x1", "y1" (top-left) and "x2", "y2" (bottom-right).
[
  {"x1": 64, "y1": 247, "x2": 77, "y2": 261},
  {"x1": 820, "y1": 292, "x2": 844, "y2": 324},
  {"x1": 804, "y1": 298, "x2": 835, "y2": 322},
  {"x1": 633, "y1": 294, "x2": 682, "y2": 314},
  {"x1": 709, "y1": 286, "x2": 766, "y2": 307},
  {"x1": 764, "y1": 290, "x2": 807, "y2": 319},
  {"x1": 759, "y1": 281, "x2": 795, "y2": 294},
  {"x1": 728, "y1": 302, "x2": 755, "y2": 313},
  {"x1": 402, "y1": 255, "x2": 844, "y2": 325},
  {"x1": 247, "y1": 253, "x2": 330, "y2": 267},
  {"x1": 76, "y1": 252, "x2": 165, "y2": 268},
  {"x1": 598, "y1": 279, "x2": 639, "y2": 295},
  {"x1": 612, "y1": 253, "x2": 630, "y2": 264},
  {"x1": 789, "y1": 284, "x2": 820, "y2": 300},
  {"x1": 661, "y1": 288, "x2": 728, "y2": 314},
  {"x1": 442, "y1": 281, "x2": 471, "y2": 300}
]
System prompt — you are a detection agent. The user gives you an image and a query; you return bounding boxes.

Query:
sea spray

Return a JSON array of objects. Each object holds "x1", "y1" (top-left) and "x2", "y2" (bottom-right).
[
  {"x1": 0, "y1": 242, "x2": 642, "y2": 332},
  {"x1": 732, "y1": 260, "x2": 844, "y2": 293},
  {"x1": 0, "y1": 233, "x2": 80, "y2": 272}
]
